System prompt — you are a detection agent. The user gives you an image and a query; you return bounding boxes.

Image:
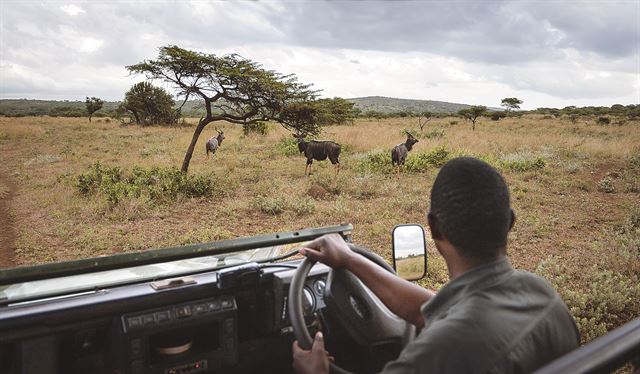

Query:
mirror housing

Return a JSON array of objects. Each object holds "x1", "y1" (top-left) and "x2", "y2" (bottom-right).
[{"x1": 392, "y1": 224, "x2": 427, "y2": 281}]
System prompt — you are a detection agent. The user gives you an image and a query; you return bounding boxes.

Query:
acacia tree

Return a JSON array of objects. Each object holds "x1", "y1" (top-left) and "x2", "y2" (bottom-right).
[
  {"x1": 417, "y1": 111, "x2": 433, "y2": 131},
  {"x1": 85, "y1": 96, "x2": 104, "y2": 122},
  {"x1": 127, "y1": 45, "x2": 315, "y2": 172},
  {"x1": 277, "y1": 97, "x2": 358, "y2": 136},
  {"x1": 458, "y1": 106, "x2": 486, "y2": 131},
  {"x1": 501, "y1": 97, "x2": 523, "y2": 113},
  {"x1": 118, "y1": 82, "x2": 178, "y2": 126}
]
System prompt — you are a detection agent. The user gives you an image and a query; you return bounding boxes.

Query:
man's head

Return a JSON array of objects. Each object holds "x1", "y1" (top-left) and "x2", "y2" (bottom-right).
[{"x1": 428, "y1": 157, "x2": 514, "y2": 261}]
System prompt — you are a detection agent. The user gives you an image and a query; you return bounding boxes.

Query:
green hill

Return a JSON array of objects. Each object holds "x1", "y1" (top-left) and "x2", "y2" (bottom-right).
[
  {"x1": 348, "y1": 96, "x2": 474, "y2": 114},
  {"x1": 0, "y1": 96, "x2": 490, "y2": 118}
]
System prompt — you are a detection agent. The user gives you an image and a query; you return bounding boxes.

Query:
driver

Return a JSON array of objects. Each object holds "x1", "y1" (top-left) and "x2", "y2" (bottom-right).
[{"x1": 292, "y1": 157, "x2": 579, "y2": 373}]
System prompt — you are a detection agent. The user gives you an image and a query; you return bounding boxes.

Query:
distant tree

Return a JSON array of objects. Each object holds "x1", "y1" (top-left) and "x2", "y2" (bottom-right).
[
  {"x1": 118, "y1": 82, "x2": 178, "y2": 126},
  {"x1": 500, "y1": 97, "x2": 523, "y2": 113},
  {"x1": 85, "y1": 97, "x2": 104, "y2": 122},
  {"x1": 490, "y1": 111, "x2": 507, "y2": 121},
  {"x1": 364, "y1": 110, "x2": 384, "y2": 120},
  {"x1": 127, "y1": 45, "x2": 315, "y2": 172},
  {"x1": 458, "y1": 106, "x2": 486, "y2": 131},
  {"x1": 417, "y1": 111, "x2": 433, "y2": 131}
]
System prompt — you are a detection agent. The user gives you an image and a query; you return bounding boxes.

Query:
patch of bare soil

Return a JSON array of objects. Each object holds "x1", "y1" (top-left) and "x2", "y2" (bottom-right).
[{"x1": 0, "y1": 169, "x2": 16, "y2": 268}]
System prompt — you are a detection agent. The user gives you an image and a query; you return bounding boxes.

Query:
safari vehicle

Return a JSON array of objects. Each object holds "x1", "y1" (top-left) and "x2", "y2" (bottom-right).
[{"x1": 0, "y1": 224, "x2": 638, "y2": 374}]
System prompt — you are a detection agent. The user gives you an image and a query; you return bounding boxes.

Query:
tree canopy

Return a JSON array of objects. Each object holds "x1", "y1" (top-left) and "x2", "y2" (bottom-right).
[
  {"x1": 117, "y1": 81, "x2": 178, "y2": 126},
  {"x1": 458, "y1": 106, "x2": 487, "y2": 131},
  {"x1": 501, "y1": 97, "x2": 523, "y2": 112},
  {"x1": 85, "y1": 97, "x2": 104, "y2": 122},
  {"x1": 276, "y1": 97, "x2": 357, "y2": 136},
  {"x1": 126, "y1": 45, "x2": 317, "y2": 172}
]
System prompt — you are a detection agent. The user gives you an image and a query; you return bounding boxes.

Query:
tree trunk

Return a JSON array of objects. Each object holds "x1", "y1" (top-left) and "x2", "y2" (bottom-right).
[{"x1": 181, "y1": 118, "x2": 211, "y2": 173}]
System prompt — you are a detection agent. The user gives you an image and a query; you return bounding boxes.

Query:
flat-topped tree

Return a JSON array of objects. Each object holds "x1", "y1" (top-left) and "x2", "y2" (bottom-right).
[{"x1": 127, "y1": 45, "x2": 315, "y2": 172}]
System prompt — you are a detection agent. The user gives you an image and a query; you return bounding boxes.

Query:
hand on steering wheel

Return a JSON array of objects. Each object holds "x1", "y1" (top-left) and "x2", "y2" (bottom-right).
[
  {"x1": 290, "y1": 234, "x2": 415, "y2": 374},
  {"x1": 299, "y1": 233, "x2": 355, "y2": 268}
]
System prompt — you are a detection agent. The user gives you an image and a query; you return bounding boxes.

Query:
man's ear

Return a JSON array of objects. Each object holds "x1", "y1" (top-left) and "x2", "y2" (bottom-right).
[
  {"x1": 509, "y1": 209, "x2": 516, "y2": 231},
  {"x1": 428, "y1": 213, "x2": 443, "y2": 240}
]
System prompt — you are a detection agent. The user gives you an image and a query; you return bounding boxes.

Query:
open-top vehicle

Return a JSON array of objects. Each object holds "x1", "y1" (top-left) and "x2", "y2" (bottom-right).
[{"x1": 0, "y1": 224, "x2": 638, "y2": 374}]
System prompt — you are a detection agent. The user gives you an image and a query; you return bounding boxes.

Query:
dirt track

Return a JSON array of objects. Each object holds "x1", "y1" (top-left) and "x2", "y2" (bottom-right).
[{"x1": 0, "y1": 169, "x2": 16, "y2": 268}]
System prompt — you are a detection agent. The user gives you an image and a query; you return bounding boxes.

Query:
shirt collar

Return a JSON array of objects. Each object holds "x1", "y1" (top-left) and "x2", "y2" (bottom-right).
[{"x1": 421, "y1": 257, "x2": 514, "y2": 322}]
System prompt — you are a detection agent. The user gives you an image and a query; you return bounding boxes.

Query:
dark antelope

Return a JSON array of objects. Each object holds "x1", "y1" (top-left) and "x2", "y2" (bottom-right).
[
  {"x1": 391, "y1": 132, "x2": 419, "y2": 178},
  {"x1": 294, "y1": 134, "x2": 341, "y2": 176},
  {"x1": 205, "y1": 128, "x2": 225, "y2": 160}
]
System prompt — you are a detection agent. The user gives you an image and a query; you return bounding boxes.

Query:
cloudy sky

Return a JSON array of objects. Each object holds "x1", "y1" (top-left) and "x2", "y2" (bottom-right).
[
  {"x1": 394, "y1": 225, "x2": 426, "y2": 258},
  {"x1": 1, "y1": 1, "x2": 638, "y2": 109}
]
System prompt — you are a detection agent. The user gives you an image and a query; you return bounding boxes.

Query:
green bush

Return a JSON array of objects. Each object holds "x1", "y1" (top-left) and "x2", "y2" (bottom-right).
[
  {"x1": 596, "y1": 116, "x2": 611, "y2": 125},
  {"x1": 598, "y1": 177, "x2": 615, "y2": 193},
  {"x1": 500, "y1": 152, "x2": 547, "y2": 172},
  {"x1": 291, "y1": 196, "x2": 316, "y2": 216},
  {"x1": 354, "y1": 149, "x2": 393, "y2": 174},
  {"x1": 75, "y1": 162, "x2": 215, "y2": 204},
  {"x1": 252, "y1": 196, "x2": 287, "y2": 215},
  {"x1": 404, "y1": 146, "x2": 450, "y2": 172},
  {"x1": 276, "y1": 137, "x2": 299, "y2": 156},
  {"x1": 536, "y1": 211, "x2": 640, "y2": 344}
]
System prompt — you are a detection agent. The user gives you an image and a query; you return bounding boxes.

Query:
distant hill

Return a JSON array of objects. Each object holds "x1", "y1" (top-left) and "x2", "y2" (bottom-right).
[
  {"x1": 347, "y1": 96, "x2": 475, "y2": 114},
  {"x1": 0, "y1": 97, "x2": 493, "y2": 118}
]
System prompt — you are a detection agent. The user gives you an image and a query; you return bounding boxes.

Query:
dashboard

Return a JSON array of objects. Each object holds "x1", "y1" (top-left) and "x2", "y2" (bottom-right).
[{"x1": 0, "y1": 260, "x2": 331, "y2": 374}]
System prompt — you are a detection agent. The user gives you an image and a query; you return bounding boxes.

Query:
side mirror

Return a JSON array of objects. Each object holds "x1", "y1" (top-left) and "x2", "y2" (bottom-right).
[{"x1": 392, "y1": 224, "x2": 427, "y2": 281}]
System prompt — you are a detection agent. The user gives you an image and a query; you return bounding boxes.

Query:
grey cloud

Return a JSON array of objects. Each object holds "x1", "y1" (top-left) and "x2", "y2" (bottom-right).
[{"x1": 266, "y1": 1, "x2": 638, "y2": 65}]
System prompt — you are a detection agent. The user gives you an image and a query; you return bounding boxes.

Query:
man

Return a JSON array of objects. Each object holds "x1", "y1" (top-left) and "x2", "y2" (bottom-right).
[{"x1": 292, "y1": 157, "x2": 579, "y2": 373}]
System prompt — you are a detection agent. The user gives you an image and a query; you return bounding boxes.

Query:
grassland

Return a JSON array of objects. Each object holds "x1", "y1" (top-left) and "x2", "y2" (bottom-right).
[
  {"x1": 0, "y1": 114, "x2": 638, "y2": 343},
  {"x1": 395, "y1": 256, "x2": 426, "y2": 280}
]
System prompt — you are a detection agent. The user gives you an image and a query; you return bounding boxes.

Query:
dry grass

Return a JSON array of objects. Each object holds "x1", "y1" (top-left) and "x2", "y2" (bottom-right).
[
  {"x1": 1, "y1": 114, "x2": 639, "y2": 343},
  {"x1": 0, "y1": 115, "x2": 638, "y2": 277}
]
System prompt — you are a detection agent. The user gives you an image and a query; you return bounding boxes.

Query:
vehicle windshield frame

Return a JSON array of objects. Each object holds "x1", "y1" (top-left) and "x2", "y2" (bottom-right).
[{"x1": 0, "y1": 224, "x2": 352, "y2": 286}]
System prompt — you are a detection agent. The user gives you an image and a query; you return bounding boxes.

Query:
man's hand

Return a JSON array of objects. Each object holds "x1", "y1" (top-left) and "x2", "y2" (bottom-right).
[
  {"x1": 292, "y1": 331, "x2": 331, "y2": 374},
  {"x1": 299, "y1": 233, "x2": 356, "y2": 268}
]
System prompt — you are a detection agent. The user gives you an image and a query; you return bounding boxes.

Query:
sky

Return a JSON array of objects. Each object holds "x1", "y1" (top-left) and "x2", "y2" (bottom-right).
[
  {"x1": 394, "y1": 225, "x2": 426, "y2": 258},
  {"x1": 1, "y1": 1, "x2": 638, "y2": 110}
]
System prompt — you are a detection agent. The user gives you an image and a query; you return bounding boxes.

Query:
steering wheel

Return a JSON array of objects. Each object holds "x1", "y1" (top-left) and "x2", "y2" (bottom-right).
[{"x1": 288, "y1": 244, "x2": 415, "y2": 374}]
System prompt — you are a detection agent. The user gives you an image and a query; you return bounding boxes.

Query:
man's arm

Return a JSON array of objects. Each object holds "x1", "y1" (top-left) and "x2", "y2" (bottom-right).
[{"x1": 300, "y1": 233, "x2": 435, "y2": 328}]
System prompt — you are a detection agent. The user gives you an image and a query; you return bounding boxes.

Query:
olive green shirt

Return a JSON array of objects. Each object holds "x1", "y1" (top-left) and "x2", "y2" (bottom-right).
[{"x1": 383, "y1": 258, "x2": 579, "y2": 374}]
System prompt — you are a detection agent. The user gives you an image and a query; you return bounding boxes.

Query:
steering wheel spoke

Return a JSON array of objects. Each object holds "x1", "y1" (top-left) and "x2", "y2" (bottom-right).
[
  {"x1": 325, "y1": 268, "x2": 410, "y2": 346},
  {"x1": 288, "y1": 244, "x2": 415, "y2": 374}
]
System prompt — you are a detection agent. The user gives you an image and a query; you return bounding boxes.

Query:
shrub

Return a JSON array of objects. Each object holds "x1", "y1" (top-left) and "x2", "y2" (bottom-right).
[
  {"x1": 252, "y1": 196, "x2": 287, "y2": 215},
  {"x1": 500, "y1": 152, "x2": 547, "y2": 172},
  {"x1": 490, "y1": 112, "x2": 507, "y2": 121},
  {"x1": 404, "y1": 146, "x2": 450, "y2": 172},
  {"x1": 75, "y1": 162, "x2": 215, "y2": 204},
  {"x1": 275, "y1": 137, "x2": 299, "y2": 156},
  {"x1": 291, "y1": 196, "x2": 316, "y2": 216},
  {"x1": 596, "y1": 116, "x2": 611, "y2": 125},
  {"x1": 597, "y1": 177, "x2": 615, "y2": 193},
  {"x1": 536, "y1": 211, "x2": 640, "y2": 344},
  {"x1": 354, "y1": 149, "x2": 393, "y2": 174}
]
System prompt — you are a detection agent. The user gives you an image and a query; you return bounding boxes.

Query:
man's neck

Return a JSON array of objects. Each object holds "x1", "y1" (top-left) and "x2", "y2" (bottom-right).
[{"x1": 436, "y1": 240, "x2": 505, "y2": 280}]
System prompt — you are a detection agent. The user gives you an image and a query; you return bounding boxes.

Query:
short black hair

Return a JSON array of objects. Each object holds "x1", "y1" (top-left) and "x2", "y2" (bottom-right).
[{"x1": 429, "y1": 157, "x2": 512, "y2": 260}]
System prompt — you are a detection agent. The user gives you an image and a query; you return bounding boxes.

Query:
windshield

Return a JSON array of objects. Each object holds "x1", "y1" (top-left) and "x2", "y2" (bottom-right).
[
  {"x1": 0, "y1": 242, "x2": 309, "y2": 304},
  {"x1": 0, "y1": 0, "x2": 638, "y2": 348}
]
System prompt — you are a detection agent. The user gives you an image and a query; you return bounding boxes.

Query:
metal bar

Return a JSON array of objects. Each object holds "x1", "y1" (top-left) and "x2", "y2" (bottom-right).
[
  {"x1": 0, "y1": 224, "x2": 353, "y2": 285},
  {"x1": 534, "y1": 318, "x2": 640, "y2": 374}
]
